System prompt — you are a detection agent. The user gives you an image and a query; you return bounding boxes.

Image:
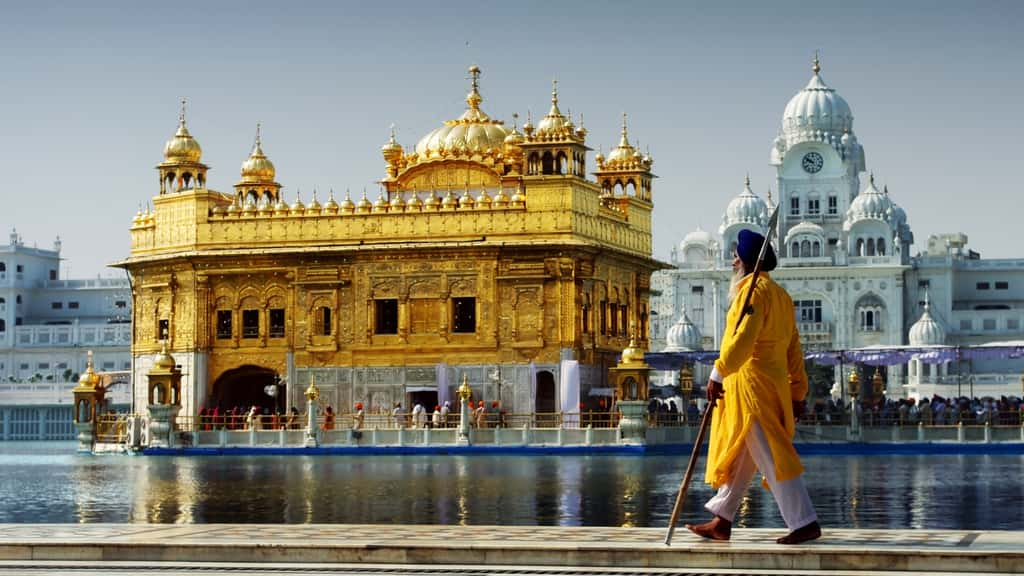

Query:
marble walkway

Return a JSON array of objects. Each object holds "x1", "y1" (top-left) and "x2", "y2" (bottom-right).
[{"x1": 0, "y1": 524, "x2": 1020, "y2": 574}]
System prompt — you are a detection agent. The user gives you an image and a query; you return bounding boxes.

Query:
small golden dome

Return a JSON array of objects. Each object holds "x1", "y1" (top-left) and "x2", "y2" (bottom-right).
[
  {"x1": 239, "y1": 124, "x2": 276, "y2": 184},
  {"x1": 163, "y1": 100, "x2": 202, "y2": 163},
  {"x1": 382, "y1": 124, "x2": 403, "y2": 160},
  {"x1": 603, "y1": 113, "x2": 639, "y2": 167},
  {"x1": 306, "y1": 191, "x2": 322, "y2": 215},
  {"x1": 77, "y1": 351, "x2": 102, "y2": 388},
  {"x1": 225, "y1": 199, "x2": 239, "y2": 215},
  {"x1": 290, "y1": 190, "x2": 306, "y2": 214},
  {"x1": 389, "y1": 191, "x2": 406, "y2": 211},
  {"x1": 423, "y1": 190, "x2": 441, "y2": 210},
  {"x1": 493, "y1": 188, "x2": 510, "y2": 208},
  {"x1": 441, "y1": 188, "x2": 459, "y2": 210},
  {"x1": 356, "y1": 189, "x2": 373, "y2": 213},
  {"x1": 511, "y1": 185, "x2": 526, "y2": 208},
  {"x1": 373, "y1": 190, "x2": 389, "y2": 213},
  {"x1": 534, "y1": 80, "x2": 572, "y2": 139},
  {"x1": 153, "y1": 342, "x2": 177, "y2": 371},
  {"x1": 340, "y1": 189, "x2": 356, "y2": 214},
  {"x1": 323, "y1": 189, "x2": 340, "y2": 214},
  {"x1": 504, "y1": 113, "x2": 525, "y2": 147},
  {"x1": 476, "y1": 189, "x2": 492, "y2": 208},
  {"x1": 405, "y1": 193, "x2": 423, "y2": 211},
  {"x1": 459, "y1": 188, "x2": 475, "y2": 208},
  {"x1": 620, "y1": 337, "x2": 646, "y2": 365},
  {"x1": 274, "y1": 196, "x2": 290, "y2": 215}
]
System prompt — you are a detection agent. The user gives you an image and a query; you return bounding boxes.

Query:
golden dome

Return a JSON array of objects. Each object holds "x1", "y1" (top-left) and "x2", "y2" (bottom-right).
[
  {"x1": 620, "y1": 337, "x2": 646, "y2": 365},
  {"x1": 511, "y1": 185, "x2": 526, "y2": 208},
  {"x1": 290, "y1": 190, "x2": 306, "y2": 214},
  {"x1": 493, "y1": 188, "x2": 510, "y2": 208},
  {"x1": 163, "y1": 100, "x2": 202, "y2": 164},
  {"x1": 441, "y1": 188, "x2": 459, "y2": 210},
  {"x1": 238, "y1": 124, "x2": 276, "y2": 184},
  {"x1": 373, "y1": 190, "x2": 389, "y2": 213},
  {"x1": 273, "y1": 196, "x2": 289, "y2": 215},
  {"x1": 603, "y1": 113, "x2": 639, "y2": 167},
  {"x1": 382, "y1": 125, "x2": 403, "y2": 159},
  {"x1": 77, "y1": 351, "x2": 101, "y2": 388},
  {"x1": 152, "y1": 342, "x2": 177, "y2": 371},
  {"x1": 459, "y1": 188, "x2": 475, "y2": 209},
  {"x1": 306, "y1": 191, "x2": 322, "y2": 215},
  {"x1": 405, "y1": 193, "x2": 423, "y2": 211},
  {"x1": 476, "y1": 189, "x2": 492, "y2": 208},
  {"x1": 340, "y1": 189, "x2": 356, "y2": 214},
  {"x1": 356, "y1": 189, "x2": 373, "y2": 213},
  {"x1": 413, "y1": 66, "x2": 511, "y2": 159},
  {"x1": 389, "y1": 191, "x2": 406, "y2": 211},
  {"x1": 533, "y1": 80, "x2": 573, "y2": 140},
  {"x1": 424, "y1": 190, "x2": 441, "y2": 210},
  {"x1": 323, "y1": 190, "x2": 340, "y2": 214}
]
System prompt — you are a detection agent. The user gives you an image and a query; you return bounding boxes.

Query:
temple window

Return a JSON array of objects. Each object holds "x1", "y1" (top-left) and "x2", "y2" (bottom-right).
[
  {"x1": 452, "y1": 297, "x2": 476, "y2": 333},
  {"x1": 269, "y1": 309, "x2": 285, "y2": 338},
  {"x1": 827, "y1": 195, "x2": 838, "y2": 215},
  {"x1": 599, "y1": 300, "x2": 607, "y2": 335},
  {"x1": 242, "y1": 309, "x2": 259, "y2": 338},
  {"x1": 807, "y1": 197, "x2": 820, "y2": 215},
  {"x1": 374, "y1": 299, "x2": 398, "y2": 334},
  {"x1": 158, "y1": 319, "x2": 169, "y2": 341},
  {"x1": 315, "y1": 306, "x2": 332, "y2": 336},
  {"x1": 216, "y1": 311, "x2": 232, "y2": 339},
  {"x1": 789, "y1": 195, "x2": 799, "y2": 216}
]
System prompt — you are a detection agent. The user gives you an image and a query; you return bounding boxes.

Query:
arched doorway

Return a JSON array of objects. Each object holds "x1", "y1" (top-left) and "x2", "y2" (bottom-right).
[
  {"x1": 211, "y1": 365, "x2": 281, "y2": 414},
  {"x1": 535, "y1": 370, "x2": 556, "y2": 426}
]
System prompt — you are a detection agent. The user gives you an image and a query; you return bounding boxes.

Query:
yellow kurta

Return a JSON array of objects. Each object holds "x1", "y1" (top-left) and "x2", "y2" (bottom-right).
[{"x1": 704, "y1": 272, "x2": 808, "y2": 488}]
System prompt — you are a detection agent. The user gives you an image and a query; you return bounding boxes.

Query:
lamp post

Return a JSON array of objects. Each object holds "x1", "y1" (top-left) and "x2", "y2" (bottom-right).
[
  {"x1": 456, "y1": 373, "x2": 472, "y2": 445},
  {"x1": 848, "y1": 368, "x2": 861, "y2": 433},
  {"x1": 304, "y1": 374, "x2": 320, "y2": 447}
]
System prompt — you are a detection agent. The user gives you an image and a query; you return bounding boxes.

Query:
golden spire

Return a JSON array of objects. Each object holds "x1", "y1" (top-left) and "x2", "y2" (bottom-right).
[
  {"x1": 178, "y1": 98, "x2": 187, "y2": 129},
  {"x1": 619, "y1": 112, "x2": 630, "y2": 147},
  {"x1": 466, "y1": 65, "x2": 482, "y2": 111},
  {"x1": 813, "y1": 50, "x2": 821, "y2": 75}
]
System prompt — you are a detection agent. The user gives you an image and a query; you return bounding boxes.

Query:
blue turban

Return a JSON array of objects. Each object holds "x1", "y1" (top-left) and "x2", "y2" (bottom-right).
[{"x1": 736, "y1": 229, "x2": 777, "y2": 272}]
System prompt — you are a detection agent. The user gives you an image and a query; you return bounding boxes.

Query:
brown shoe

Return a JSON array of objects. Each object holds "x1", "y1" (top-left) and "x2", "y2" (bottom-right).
[
  {"x1": 777, "y1": 521, "x2": 821, "y2": 544},
  {"x1": 685, "y1": 515, "x2": 732, "y2": 541}
]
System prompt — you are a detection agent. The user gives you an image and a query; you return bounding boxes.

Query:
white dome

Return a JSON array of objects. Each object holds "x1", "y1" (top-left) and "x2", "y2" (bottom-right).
[
  {"x1": 720, "y1": 177, "x2": 767, "y2": 234},
  {"x1": 681, "y1": 228, "x2": 715, "y2": 251},
  {"x1": 782, "y1": 57, "x2": 853, "y2": 137},
  {"x1": 786, "y1": 220, "x2": 824, "y2": 238},
  {"x1": 846, "y1": 175, "x2": 893, "y2": 225},
  {"x1": 665, "y1": 307, "x2": 702, "y2": 352},
  {"x1": 909, "y1": 297, "x2": 946, "y2": 346}
]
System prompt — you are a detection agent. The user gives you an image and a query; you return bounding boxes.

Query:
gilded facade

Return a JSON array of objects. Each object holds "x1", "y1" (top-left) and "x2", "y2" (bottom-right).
[{"x1": 116, "y1": 67, "x2": 664, "y2": 418}]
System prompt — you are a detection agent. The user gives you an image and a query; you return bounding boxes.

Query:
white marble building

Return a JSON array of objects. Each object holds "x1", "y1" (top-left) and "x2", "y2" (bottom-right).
[
  {"x1": 652, "y1": 58, "x2": 1024, "y2": 400},
  {"x1": 0, "y1": 229, "x2": 131, "y2": 390}
]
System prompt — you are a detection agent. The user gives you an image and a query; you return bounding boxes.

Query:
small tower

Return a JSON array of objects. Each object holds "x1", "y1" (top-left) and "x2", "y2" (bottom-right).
[
  {"x1": 594, "y1": 113, "x2": 655, "y2": 202},
  {"x1": 72, "y1": 350, "x2": 105, "y2": 452},
  {"x1": 234, "y1": 123, "x2": 282, "y2": 207},
  {"x1": 158, "y1": 99, "x2": 208, "y2": 194},
  {"x1": 146, "y1": 342, "x2": 182, "y2": 448},
  {"x1": 381, "y1": 124, "x2": 404, "y2": 181},
  {"x1": 518, "y1": 79, "x2": 591, "y2": 179}
]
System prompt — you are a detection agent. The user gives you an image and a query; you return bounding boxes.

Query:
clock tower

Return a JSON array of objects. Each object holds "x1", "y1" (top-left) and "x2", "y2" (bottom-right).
[{"x1": 770, "y1": 55, "x2": 865, "y2": 258}]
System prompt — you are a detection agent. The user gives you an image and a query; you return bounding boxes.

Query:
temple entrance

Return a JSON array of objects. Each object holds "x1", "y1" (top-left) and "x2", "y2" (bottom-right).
[
  {"x1": 408, "y1": 390, "x2": 439, "y2": 413},
  {"x1": 210, "y1": 365, "x2": 281, "y2": 413},
  {"x1": 534, "y1": 370, "x2": 556, "y2": 426}
]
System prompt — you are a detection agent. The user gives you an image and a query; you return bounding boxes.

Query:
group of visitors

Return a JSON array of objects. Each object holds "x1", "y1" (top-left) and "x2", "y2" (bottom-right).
[{"x1": 197, "y1": 406, "x2": 301, "y2": 431}]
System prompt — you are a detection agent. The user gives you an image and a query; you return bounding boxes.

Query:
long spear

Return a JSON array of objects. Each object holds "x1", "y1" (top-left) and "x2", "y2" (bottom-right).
[{"x1": 664, "y1": 203, "x2": 780, "y2": 545}]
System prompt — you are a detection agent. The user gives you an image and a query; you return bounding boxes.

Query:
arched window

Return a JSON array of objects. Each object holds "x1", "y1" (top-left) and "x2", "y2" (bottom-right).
[
  {"x1": 0, "y1": 262, "x2": 5, "y2": 272},
  {"x1": 866, "y1": 238, "x2": 876, "y2": 256},
  {"x1": 812, "y1": 241, "x2": 821, "y2": 257},
  {"x1": 0, "y1": 319, "x2": 5, "y2": 332},
  {"x1": 800, "y1": 240, "x2": 811, "y2": 257},
  {"x1": 315, "y1": 306, "x2": 332, "y2": 336},
  {"x1": 856, "y1": 238, "x2": 865, "y2": 256},
  {"x1": 857, "y1": 295, "x2": 885, "y2": 332},
  {"x1": 0, "y1": 297, "x2": 5, "y2": 305},
  {"x1": 541, "y1": 151, "x2": 554, "y2": 174},
  {"x1": 877, "y1": 238, "x2": 886, "y2": 256},
  {"x1": 792, "y1": 242, "x2": 800, "y2": 257}
]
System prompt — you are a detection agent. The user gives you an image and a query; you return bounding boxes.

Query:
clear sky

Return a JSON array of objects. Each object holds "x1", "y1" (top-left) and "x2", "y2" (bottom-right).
[{"x1": 2, "y1": 1, "x2": 1022, "y2": 277}]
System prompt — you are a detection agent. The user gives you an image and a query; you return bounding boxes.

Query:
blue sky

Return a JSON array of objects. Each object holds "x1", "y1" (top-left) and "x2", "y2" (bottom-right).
[{"x1": 2, "y1": 1, "x2": 1022, "y2": 276}]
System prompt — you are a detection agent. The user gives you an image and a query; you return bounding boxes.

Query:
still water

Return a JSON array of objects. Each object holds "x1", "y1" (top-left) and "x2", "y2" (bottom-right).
[{"x1": 1, "y1": 442, "x2": 1022, "y2": 529}]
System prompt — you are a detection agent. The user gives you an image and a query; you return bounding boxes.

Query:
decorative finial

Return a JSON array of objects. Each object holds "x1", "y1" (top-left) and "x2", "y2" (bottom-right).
[
  {"x1": 345, "y1": 187, "x2": 351, "y2": 200},
  {"x1": 744, "y1": 173, "x2": 751, "y2": 188},
  {"x1": 883, "y1": 184, "x2": 889, "y2": 195},
  {"x1": 579, "y1": 112, "x2": 585, "y2": 130},
  {"x1": 527, "y1": 109, "x2": 533, "y2": 125},
  {"x1": 767, "y1": 188, "x2": 773, "y2": 204},
  {"x1": 255, "y1": 122, "x2": 262, "y2": 146},
  {"x1": 179, "y1": 98, "x2": 187, "y2": 126},
  {"x1": 329, "y1": 187, "x2": 335, "y2": 200},
  {"x1": 869, "y1": 172, "x2": 875, "y2": 186},
  {"x1": 551, "y1": 78, "x2": 558, "y2": 105},
  {"x1": 621, "y1": 112, "x2": 629, "y2": 137},
  {"x1": 813, "y1": 50, "x2": 821, "y2": 75},
  {"x1": 389, "y1": 123, "x2": 397, "y2": 142},
  {"x1": 86, "y1": 349, "x2": 94, "y2": 371},
  {"x1": 466, "y1": 65, "x2": 483, "y2": 110},
  {"x1": 468, "y1": 65, "x2": 481, "y2": 89},
  {"x1": 923, "y1": 287, "x2": 930, "y2": 310},
  {"x1": 512, "y1": 112, "x2": 519, "y2": 131}
]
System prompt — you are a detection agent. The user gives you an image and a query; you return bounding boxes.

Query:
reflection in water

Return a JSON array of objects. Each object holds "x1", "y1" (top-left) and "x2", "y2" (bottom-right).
[{"x1": 2, "y1": 442, "x2": 1023, "y2": 529}]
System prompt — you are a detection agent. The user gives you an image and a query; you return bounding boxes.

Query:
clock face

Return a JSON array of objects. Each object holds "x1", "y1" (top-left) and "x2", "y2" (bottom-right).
[{"x1": 802, "y1": 152, "x2": 824, "y2": 174}]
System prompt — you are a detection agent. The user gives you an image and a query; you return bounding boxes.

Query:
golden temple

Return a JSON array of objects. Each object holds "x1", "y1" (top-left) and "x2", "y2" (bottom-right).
[{"x1": 115, "y1": 66, "x2": 664, "y2": 417}]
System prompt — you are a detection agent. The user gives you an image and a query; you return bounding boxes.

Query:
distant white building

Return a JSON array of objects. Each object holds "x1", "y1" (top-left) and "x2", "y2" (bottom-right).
[
  {"x1": 0, "y1": 229, "x2": 131, "y2": 439},
  {"x1": 652, "y1": 57, "x2": 1024, "y2": 401}
]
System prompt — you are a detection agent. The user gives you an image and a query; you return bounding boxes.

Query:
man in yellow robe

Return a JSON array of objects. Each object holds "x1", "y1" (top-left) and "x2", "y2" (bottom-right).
[{"x1": 686, "y1": 229, "x2": 821, "y2": 545}]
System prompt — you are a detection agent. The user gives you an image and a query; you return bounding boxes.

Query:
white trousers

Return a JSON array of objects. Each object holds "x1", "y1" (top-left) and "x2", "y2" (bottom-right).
[{"x1": 704, "y1": 421, "x2": 817, "y2": 530}]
